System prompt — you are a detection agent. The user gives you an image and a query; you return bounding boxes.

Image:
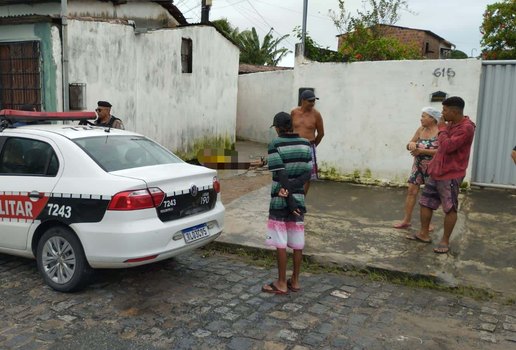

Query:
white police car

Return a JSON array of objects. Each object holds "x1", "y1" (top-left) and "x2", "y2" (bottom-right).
[{"x1": 0, "y1": 110, "x2": 224, "y2": 292}]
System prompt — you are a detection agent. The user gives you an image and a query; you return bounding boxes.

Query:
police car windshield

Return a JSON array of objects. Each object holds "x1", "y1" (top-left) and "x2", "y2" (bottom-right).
[{"x1": 74, "y1": 136, "x2": 183, "y2": 172}]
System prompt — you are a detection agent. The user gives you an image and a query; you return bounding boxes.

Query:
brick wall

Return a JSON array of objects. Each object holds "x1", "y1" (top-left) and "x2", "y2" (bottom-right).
[{"x1": 337, "y1": 25, "x2": 452, "y2": 59}]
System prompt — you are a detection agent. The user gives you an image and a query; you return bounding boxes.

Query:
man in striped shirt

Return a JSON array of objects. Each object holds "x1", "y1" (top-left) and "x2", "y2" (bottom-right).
[{"x1": 262, "y1": 112, "x2": 312, "y2": 295}]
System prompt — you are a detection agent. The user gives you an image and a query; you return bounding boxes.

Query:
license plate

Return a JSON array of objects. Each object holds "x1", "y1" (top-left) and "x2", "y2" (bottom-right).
[{"x1": 183, "y1": 224, "x2": 209, "y2": 243}]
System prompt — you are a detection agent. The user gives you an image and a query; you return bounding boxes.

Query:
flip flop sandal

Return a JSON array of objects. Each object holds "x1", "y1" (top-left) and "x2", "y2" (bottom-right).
[
  {"x1": 262, "y1": 282, "x2": 289, "y2": 295},
  {"x1": 393, "y1": 222, "x2": 411, "y2": 229},
  {"x1": 433, "y1": 245, "x2": 450, "y2": 254},
  {"x1": 405, "y1": 234, "x2": 432, "y2": 244},
  {"x1": 287, "y1": 278, "x2": 300, "y2": 292}
]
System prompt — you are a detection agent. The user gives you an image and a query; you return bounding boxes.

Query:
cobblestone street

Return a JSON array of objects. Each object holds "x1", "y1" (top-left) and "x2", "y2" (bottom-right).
[{"x1": 1, "y1": 250, "x2": 514, "y2": 349}]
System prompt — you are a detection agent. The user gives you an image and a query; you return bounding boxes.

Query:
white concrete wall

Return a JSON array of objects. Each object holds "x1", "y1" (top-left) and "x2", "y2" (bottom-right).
[
  {"x1": 237, "y1": 70, "x2": 293, "y2": 142},
  {"x1": 66, "y1": 20, "x2": 239, "y2": 157},
  {"x1": 134, "y1": 26, "x2": 239, "y2": 155},
  {"x1": 69, "y1": 1, "x2": 179, "y2": 26},
  {"x1": 237, "y1": 58, "x2": 482, "y2": 184},
  {"x1": 50, "y1": 25, "x2": 63, "y2": 112},
  {"x1": 0, "y1": 1, "x2": 178, "y2": 26}
]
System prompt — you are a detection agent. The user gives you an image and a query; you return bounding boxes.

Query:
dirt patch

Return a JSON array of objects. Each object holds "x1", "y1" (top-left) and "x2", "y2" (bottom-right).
[{"x1": 219, "y1": 171, "x2": 270, "y2": 205}]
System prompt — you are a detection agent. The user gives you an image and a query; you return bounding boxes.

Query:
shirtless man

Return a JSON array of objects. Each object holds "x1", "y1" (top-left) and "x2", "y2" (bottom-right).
[{"x1": 291, "y1": 90, "x2": 325, "y2": 195}]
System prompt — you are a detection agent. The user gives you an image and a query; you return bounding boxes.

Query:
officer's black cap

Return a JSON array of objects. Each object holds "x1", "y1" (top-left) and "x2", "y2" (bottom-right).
[{"x1": 97, "y1": 101, "x2": 112, "y2": 108}]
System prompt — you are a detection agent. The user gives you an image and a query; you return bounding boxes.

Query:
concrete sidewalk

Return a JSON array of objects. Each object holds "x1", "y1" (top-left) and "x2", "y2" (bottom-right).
[{"x1": 218, "y1": 141, "x2": 516, "y2": 298}]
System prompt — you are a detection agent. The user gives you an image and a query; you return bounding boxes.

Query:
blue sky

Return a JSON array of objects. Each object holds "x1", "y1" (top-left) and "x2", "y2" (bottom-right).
[{"x1": 175, "y1": 0, "x2": 499, "y2": 66}]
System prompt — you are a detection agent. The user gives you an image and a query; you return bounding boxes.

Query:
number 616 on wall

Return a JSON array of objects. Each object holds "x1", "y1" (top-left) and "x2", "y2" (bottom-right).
[{"x1": 433, "y1": 68, "x2": 456, "y2": 78}]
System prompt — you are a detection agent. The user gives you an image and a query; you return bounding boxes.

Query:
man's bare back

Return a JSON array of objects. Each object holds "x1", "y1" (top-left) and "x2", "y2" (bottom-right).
[{"x1": 291, "y1": 105, "x2": 324, "y2": 146}]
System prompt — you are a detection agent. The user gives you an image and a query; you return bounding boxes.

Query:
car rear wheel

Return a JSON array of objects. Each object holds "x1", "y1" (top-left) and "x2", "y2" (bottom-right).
[{"x1": 36, "y1": 226, "x2": 92, "y2": 292}]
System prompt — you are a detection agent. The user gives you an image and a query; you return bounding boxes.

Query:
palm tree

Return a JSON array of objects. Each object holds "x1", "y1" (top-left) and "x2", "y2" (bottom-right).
[
  {"x1": 212, "y1": 19, "x2": 290, "y2": 66},
  {"x1": 238, "y1": 27, "x2": 290, "y2": 66},
  {"x1": 211, "y1": 18, "x2": 241, "y2": 43}
]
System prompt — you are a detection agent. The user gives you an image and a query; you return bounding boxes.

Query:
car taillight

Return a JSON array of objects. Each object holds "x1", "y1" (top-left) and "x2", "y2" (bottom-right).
[
  {"x1": 108, "y1": 187, "x2": 165, "y2": 210},
  {"x1": 148, "y1": 187, "x2": 165, "y2": 206},
  {"x1": 213, "y1": 176, "x2": 220, "y2": 193}
]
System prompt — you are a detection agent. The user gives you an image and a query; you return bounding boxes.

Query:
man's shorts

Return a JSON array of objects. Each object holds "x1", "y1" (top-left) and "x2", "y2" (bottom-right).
[
  {"x1": 419, "y1": 177, "x2": 462, "y2": 213},
  {"x1": 310, "y1": 143, "x2": 318, "y2": 180},
  {"x1": 265, "y1": 214, "x2": 305, "y2": 250}
]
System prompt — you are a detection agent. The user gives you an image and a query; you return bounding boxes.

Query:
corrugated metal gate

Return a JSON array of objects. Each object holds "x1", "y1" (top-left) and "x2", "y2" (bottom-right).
[{"x1": 472, "y1": 61, "x2": 516, "y2": 188}]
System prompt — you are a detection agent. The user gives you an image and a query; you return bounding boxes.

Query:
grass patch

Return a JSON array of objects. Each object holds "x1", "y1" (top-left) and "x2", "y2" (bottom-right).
[
  {"x1": 202, "y1": 242, "x2": 277, "y2": 269},
  {"x1": 363, "y1": 267, "x2": 495, "y2": 301},
  {"x1": 202, "y1": 242, "x2": 501, "y2": 302}
]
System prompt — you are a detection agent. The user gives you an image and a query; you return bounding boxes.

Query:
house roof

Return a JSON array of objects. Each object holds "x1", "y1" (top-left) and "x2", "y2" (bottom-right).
[
  {"x1": 337, "y1": 24, "x2": 454, "y2": 48},
  {"x1": 381, "y1": 24, "x2": 453, "y2": 47},
  {"x1": 0, "y1": 0, "x2": 56, "y2": 3},
  {"x1": 148, "y1": 1, "x2": 187, "y2": 25},
  {"x1": 0, "y1": 0, "x2": 187, "y2": 25},
  {"x1": 97, "y1": 1, "x2": 188, "y2": 25},
  {"x1": 239, "y1": 64, "x2": 292, "y2": 75}
]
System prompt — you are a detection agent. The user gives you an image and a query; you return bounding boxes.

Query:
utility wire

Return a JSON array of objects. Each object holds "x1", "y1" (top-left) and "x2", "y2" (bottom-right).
[
  {"x1": 254, "y1": 0, "x2": 329, "y2": 21},
  {"x1": 231, "y1": 3, "x2": 271, "y2": 33},
  {"x1": 216, "y1": 0, "x2": 248, "y2": 9},
  {"x1": 180, "y1": 0, "x2": 296, "y2": 51},
  {"x1": 182, "y1": 2, "x2": 201, "y2": 15},
  {"x1": 244, "y1": 0, "x2": 296, "y2": 47},
  {"x1": 175, "y1": 0, "x2": 188, "y2": 7}
]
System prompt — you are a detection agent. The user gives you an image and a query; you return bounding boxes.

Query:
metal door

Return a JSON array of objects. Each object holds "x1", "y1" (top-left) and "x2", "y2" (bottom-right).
[
  {"x1": 0, "y1": 41, "x2": 42, "y2": 110},
  {"x1": 472, "y1": 61, "x2": 516, "y2": 188}
]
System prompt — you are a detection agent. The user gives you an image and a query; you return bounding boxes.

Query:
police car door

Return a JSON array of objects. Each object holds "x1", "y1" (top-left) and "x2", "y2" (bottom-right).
[{"x1": 0, "y1": 135, "x2": 61, "y2": 250}]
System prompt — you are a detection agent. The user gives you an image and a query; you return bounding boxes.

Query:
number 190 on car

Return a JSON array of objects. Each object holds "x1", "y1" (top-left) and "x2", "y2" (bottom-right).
[{"x1": 183, "y1": 224, "x2": 209, "y2": 243}]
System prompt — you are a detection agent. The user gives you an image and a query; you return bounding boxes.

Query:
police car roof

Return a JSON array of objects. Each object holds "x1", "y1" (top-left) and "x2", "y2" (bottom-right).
[
  {"x1": 0, "y1": 109, "x2": 96, "y2": 121},
  {"x1": 3, "y1": 123, "x2": 142, "y2": 140}
]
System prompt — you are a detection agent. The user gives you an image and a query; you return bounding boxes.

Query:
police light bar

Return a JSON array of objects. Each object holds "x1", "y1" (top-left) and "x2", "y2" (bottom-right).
[{"x1": 0, "y1": 109, "x2": 96, "y2": 122}]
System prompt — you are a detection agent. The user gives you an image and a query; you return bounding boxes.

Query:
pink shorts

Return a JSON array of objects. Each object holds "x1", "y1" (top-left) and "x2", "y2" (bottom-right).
[{"x1": 265, "y1": 215, "x2": 305, "y2": 250}]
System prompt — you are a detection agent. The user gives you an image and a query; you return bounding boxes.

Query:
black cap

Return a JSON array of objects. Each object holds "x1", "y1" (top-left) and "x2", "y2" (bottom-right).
[
  {"x1": 300, "y1": 90, "x2": 319, "y2": 101},
  {"x1": 97, "y1": 100, "x2": 112, "y2": 108},
  {"x1": 270, "y1": 112, "x2": 292, "y2": 128}
]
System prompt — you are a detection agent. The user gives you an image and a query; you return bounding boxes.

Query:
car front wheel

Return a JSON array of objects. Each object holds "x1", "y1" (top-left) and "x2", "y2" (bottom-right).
[{"x1": 36, "y1": 226, "x2": 92, "y2": 292}]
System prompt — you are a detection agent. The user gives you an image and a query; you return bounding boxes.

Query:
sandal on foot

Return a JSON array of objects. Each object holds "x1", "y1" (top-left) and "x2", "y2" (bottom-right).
[
  {"x1": 287, "y1": 278, "x2": 300, "y2": 292},
  {"x1": 393, "y1": 222, "x2": 411, "y2": 229},
  {"x1": 405, "y1": 234, "x2": 432, "y2": 244},
  {"x1": 433, "y1": 244, "x2": 449, "y2": 254},
  {"x1": 262, "y1": 282, "x2": 289, "y2": 295}
]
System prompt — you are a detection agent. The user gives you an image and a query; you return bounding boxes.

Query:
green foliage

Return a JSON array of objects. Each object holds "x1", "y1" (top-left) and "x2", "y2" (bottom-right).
[
  {"x1": 329, "y1": 0, "x2": 422, "y2": 62},
  {"x1": 330, "y1": 0, "x2": 412, "y2": 33},
  {"x1": 212, "y1": 18, "x2": 241, "y2": 43},
  {"x1": 450, "y1": 50, "x2": 468, "y2": 59},
  {"x1": 480, "y1": 0, "x2": 516, "y2": 60},
  {"x1": 339, "y1": 23, "x2": 421, "y2": 61},
  {"x1": 212, "y1": 18, "x2": 290, "y2": 66},
  {"x1": 293, "y1": 26, "x2": 345, "y2": 62},
  {"x1": 239, "y1": 28, "x2": 290, "y2": 66},
  {"x1": 357, "y1": 0, "x2": 411, "y2": 26}
]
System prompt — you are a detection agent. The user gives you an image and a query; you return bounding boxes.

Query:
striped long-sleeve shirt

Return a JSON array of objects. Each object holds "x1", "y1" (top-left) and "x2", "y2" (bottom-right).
[{"x1": 268, "y1": 133, "x2": 312, "y2": 217}]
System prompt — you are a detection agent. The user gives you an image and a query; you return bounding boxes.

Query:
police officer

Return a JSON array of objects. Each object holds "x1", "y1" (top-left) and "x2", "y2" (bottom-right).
[{"x1": 95, "y1": 101, "x2": 124, "y2": 129}]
